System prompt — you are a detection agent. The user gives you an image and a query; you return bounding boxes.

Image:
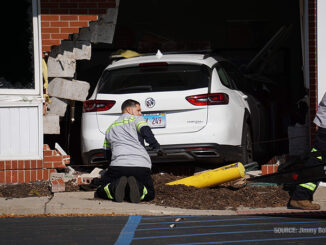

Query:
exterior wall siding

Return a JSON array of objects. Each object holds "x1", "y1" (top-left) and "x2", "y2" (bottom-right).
[{"x1": 0, "y1": 104, "x2": 42, "y2": 160}]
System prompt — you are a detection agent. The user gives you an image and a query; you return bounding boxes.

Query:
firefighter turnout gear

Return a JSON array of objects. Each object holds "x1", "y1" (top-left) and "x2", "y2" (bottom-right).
[
  {"x1": 289, "y1": 93, "x2": 326, "y2": 210},
  {"x1": 289, "y1": 130, "x2": 326, "y2": 210}
]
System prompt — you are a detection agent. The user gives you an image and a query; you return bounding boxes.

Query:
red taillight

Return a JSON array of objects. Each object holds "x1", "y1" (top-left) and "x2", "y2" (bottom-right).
[
  {"x1": 139, "y1": 62, "x2": 168, "y2": 67},
  {"x1": 186, "y1": 93, "x2": 229, "y2": 106},
  {"x1": 83, "y1": 100, "x2": 116, "y2": 112}
]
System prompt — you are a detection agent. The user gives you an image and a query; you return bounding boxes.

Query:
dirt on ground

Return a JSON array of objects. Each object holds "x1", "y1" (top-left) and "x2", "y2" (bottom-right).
[
  {"x1": 0, "y1": 180, "x2": 78, "y2": 198},
  {"x1": 0, "y1": 181, "x2": 51, "y2": 198},
  {"x1": 0, "y1": 172, "x2": 290, "y2": 209},
  {"x1": 149, "y1": 173, "x2": 290, "y2": 210}
]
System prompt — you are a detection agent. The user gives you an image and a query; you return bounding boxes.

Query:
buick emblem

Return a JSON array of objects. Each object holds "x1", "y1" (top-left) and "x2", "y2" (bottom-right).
[{"x1": 145, "y1": 97, "x2": 155, "y2": 108}]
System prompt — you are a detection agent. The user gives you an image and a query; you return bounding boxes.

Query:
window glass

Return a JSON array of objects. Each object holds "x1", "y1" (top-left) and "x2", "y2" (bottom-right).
[
  {"x1": 224, "y1": 63, "x2": 248, "y2": 92},
  {"x1": 216, "y1": 66, "x2": 231, "y2": 88},
  {"x1": 0, "y1": 0, "x2": 34, "y2": 89},
  {"x1": 98, "y1": 64, "x2": 210, "y2": 94}
]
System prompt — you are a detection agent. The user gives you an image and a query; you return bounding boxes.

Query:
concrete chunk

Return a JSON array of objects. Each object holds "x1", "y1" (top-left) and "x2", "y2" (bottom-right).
[
  {"x1": 73, "y1": 42, "x2": 92, "y2": 60},
  {"x1": 48, "y1": 78, "x2": 90, "y2": 101},
  {"x1": 48, "y1": 97, "x2": 67, "y2": 117},
  {"x1": 50, "y1": 172, "x2": 76, "y2": 183},
  {"x1": 43, "y1": 114, "x2": 60, "y2": 134},
  {"x1": 47, "y1": 55, "x2": 76, "y2": 78},
  {"x1": 91, "y1": 23, "x2": 116, "y2": 44},
  {"x1": 77, "y1": 8, "x2": 118, "y2": 44},
  {"x1": 50, "y1": 40, "x2": 91, "y2": 60},
  {"x1": 78, "y1": 27, "x2": 92, "y2": 41},
  {"x1": 101, "y1": 8, "x2": 119, "y2": 24}
]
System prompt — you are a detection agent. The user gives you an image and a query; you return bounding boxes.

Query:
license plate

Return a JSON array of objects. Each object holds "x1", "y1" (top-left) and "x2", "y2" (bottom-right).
[{"x1": 143, "y1": 113, "x2": 166, "y2": 128}]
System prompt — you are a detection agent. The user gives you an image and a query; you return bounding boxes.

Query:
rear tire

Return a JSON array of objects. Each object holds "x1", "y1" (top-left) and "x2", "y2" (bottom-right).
[{"x1": 241, "y1": 122, "x2": 254, "y2": 165}]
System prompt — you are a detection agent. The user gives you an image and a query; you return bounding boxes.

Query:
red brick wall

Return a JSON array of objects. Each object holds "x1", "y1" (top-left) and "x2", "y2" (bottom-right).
[
  {"x1": 0, "y1": 145, "x2": 70, "y2": 183},
  {"x1": 40, "y1": 0, "x2": 116, "y2": 53},
  {"x1": 309, "y1": 0, "x2": 318, "y2": 141}
]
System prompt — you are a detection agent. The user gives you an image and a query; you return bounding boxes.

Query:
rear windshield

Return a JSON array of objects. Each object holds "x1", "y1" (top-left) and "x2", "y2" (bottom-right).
[{"x1": 98, "y1": 64, "x2": 210, "y2": 94}]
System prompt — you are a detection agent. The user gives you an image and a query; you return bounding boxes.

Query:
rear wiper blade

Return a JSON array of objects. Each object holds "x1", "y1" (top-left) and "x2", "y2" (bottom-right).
[{"x1": 115, "y1": 85, "x2": 152, "y2": 92}]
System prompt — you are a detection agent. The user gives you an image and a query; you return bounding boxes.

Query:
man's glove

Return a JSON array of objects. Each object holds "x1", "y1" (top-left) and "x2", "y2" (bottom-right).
[
  {"x1": 152, "y1": 148, "x2": 167, "y2": 157},
  {"x1": 157, "y1": 149, "x2": 167, "y2": 157}
]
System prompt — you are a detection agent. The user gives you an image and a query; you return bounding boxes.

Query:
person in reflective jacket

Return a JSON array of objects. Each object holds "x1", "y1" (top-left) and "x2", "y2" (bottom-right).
[
  {"x1": 95, "y1": 99, "x2": 161, "y2": 203},
  {"x1": 289, "y1": 92, "x2": 326, "y2": 210}
]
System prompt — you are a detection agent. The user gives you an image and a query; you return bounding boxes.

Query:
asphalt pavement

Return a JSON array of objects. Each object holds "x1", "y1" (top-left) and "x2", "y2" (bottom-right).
[{"x1": 1, "y1": 214, "x2": 326, "y2": 245}]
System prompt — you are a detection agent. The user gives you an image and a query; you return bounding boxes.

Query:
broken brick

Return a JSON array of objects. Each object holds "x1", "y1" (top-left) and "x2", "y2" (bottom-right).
[
  {"x1": 51, "y1": 179, "x2": 65, "y2": 192},
  {"x1": 261, "y1": 164, "x2": 279, "y2": 175}
]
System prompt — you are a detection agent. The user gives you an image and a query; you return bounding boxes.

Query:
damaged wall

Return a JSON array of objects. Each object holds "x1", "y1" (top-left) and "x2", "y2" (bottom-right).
[
  {"x1": 40, "y1": 0, "x2": 118, "y2": 53},
  {"x1": 40, "y1": 0, "x2": 120, "y2": 135}
]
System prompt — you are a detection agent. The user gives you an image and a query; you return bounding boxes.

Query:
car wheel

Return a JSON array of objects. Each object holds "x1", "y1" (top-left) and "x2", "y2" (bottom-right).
[{"x1": 241, "y1": 122, "x2": 254, "y2": 165}]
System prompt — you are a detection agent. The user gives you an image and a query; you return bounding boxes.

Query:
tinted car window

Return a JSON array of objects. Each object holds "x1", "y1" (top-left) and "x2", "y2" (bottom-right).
[
  {"x1": 98, "y1": 64, "x2": 210, "y2": 94},
  {"x1": 216, "y1": 66, "x2": 232, "y2": 88},
  {"x1": 223, "y1": 63, "x2": 247, "y2": 92}
]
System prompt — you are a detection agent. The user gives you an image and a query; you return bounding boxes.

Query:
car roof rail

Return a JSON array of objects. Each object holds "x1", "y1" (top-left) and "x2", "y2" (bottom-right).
[
  {"x1": 108, "y1": 49, "x2": 227, "y2": 64},
  {"x1": 110, "y1": 49, "x2": 214, "y2": 59}
]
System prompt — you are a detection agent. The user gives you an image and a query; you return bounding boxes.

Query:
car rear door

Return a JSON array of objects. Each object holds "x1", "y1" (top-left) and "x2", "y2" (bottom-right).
[{"x1": 95, "y1": 63, "x2": 211, "y2": 135}]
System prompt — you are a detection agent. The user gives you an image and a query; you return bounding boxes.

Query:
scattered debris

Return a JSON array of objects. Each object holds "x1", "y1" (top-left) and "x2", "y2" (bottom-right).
[
  {"x1": 65, "y1": 180, "x2": 80, "y2": 192},
  {"x1": 149, "y1": 173, "x2": 290, "y2": 210},
  {"x1": 246, "y1": 170, "x2": 262, "y2": 177},
  {"x1": 50, "y1": 179, "x2": 65, "y2": 193},
  {"x1": 66, "y1": 166, "x2": 76, "y2": 175},
  {"x1": 0, "y1": 169, "x2": 290, "y2": 210}
]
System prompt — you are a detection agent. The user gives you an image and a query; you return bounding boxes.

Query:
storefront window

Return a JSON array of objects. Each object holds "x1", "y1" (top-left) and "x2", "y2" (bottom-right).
[{"x1": 0, "y1": 0, "x2": 34, "y2": 90}]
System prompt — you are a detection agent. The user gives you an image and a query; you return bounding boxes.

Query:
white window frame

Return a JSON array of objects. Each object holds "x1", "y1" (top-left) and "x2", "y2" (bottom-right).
[{"x1": 0, "y1": 0, "x2": 42, "y2": 96}]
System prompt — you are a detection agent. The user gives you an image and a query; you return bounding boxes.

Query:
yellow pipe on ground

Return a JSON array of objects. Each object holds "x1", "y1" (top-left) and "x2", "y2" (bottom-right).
[{"x1": 166, "y1": 162, "x2": 245, "y2": 188}]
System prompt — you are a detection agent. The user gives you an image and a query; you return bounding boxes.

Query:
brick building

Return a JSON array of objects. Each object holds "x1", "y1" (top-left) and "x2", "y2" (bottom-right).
[{"x1": 0, "y1": 0, "x2": 324, "y2": 183}]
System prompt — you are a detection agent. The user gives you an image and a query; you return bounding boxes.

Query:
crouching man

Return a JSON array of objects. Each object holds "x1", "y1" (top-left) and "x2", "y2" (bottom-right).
[
  {"x1": 95, "y1": 99, "x2": 160, "y2": 203},
  {"x1": 289, "y1": 91, "x2": 326, "y2": 210}
]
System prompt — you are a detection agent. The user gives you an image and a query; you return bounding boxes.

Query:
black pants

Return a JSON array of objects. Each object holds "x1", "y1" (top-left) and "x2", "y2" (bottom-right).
[
  {"x1": 96, "y1": 166, "x2": 155, "y2": 201},
  {"x1": 291, "y1": 127, "x2": 326, "y2": 201},
  {"x1": 291, "y1": 157, "x2": 320, "y2": 200}
]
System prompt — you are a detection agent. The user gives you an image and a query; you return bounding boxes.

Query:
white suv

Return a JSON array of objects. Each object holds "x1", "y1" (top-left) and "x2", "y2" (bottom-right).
[{"x1": 81, "y1": 52, "x2": 269, "y2": 165}]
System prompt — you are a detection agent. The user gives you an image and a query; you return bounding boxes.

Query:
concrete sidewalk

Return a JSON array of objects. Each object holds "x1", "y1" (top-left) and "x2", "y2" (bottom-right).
[{"x1": 0, "y1": 186, "x2": 325, "y2": 216}]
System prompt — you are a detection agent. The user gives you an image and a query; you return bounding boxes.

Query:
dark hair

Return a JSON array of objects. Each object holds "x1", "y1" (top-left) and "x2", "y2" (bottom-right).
[{"x1": 121, "y1": 99, "x2": 140, "y2": 111}]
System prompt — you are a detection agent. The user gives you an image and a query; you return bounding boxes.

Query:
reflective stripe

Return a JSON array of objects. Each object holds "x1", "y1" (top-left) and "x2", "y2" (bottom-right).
[
  {"x1": 106, "y1": 116, "x2": 136, "y2": 133},
  {"x1": 136, "y1": 121, "x2": 148, "y2": 132},
  {"x1": 103, "y1": 139, "x2": 111, "y2": 148},
  {"x1": 104, "y1": 184, "x2": 114, "y2": 199},
  {"x1": 299, "y1": 182, "x2": 317, "y2": 191},
  {"x1": 311, "y1": 148, "x2": 322, "y2": 160},
  {"x1": 140, "y1": 186, "x2": 148, "y2": 200}
]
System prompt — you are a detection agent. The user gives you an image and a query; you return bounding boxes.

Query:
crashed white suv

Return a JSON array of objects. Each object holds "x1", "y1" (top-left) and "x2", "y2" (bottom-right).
[{"x1": 81, "y1": 52, "x2": 263, "y2": 166}]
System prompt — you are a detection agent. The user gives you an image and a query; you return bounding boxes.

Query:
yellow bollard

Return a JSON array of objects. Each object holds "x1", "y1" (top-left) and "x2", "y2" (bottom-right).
[{"x1": 166, "y1": 162, "x2": 245, "y2": 188}]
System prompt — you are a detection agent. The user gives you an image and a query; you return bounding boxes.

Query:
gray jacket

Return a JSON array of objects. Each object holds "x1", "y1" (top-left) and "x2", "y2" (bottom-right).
[
  {"x1": 103, "y1": 113, "x2": 152, "y2": 169},
  {"x1": 314, "y1": 92, "x2": 326, "y2": 129}
]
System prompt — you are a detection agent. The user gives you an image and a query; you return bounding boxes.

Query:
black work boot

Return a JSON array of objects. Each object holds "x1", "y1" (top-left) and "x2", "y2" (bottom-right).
[
  {"x1": 114, "y1": 176, "x2": 128, "y2": 202},
  {"x1": 127, "y1": 176, "x2": 141, "y2": 203}
]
